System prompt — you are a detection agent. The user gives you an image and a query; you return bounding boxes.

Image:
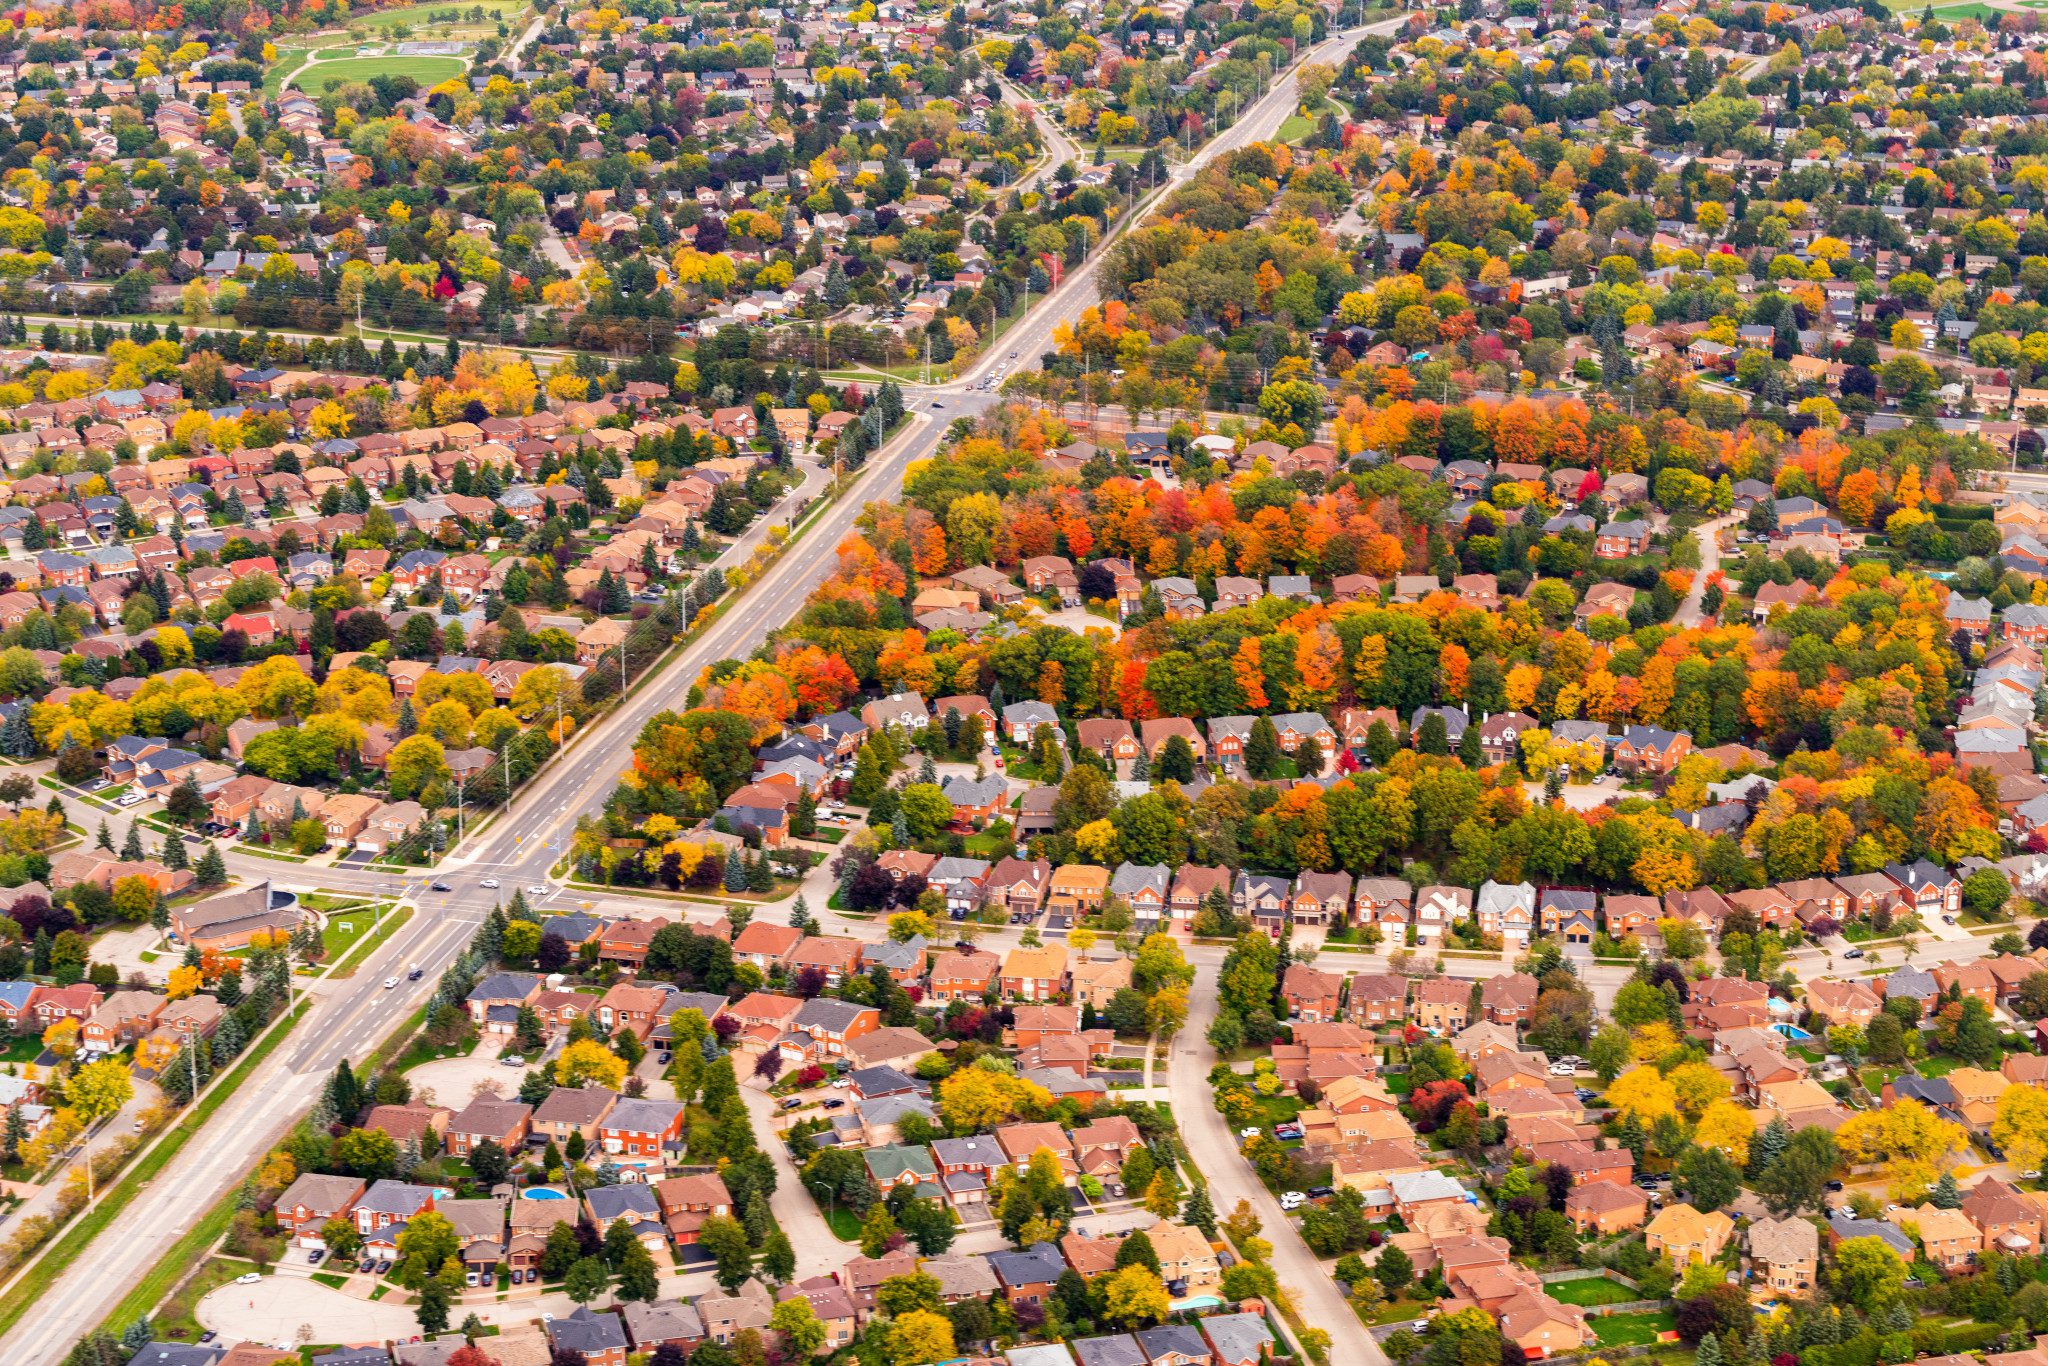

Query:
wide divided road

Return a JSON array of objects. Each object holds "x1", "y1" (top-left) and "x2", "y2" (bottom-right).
[{"x1": 9, "y1": 17, "x2": 1411, "y2": 1360}]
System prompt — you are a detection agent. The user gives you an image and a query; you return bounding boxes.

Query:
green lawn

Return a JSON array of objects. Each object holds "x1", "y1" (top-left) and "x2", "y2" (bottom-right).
[
  {"x1": 1916, "y1": 1054, "x2": 1965, "y2": 1077},
  {"x1": 1273, "y1": 111, "x2": 1309, "y2": 141},
  {"x1": 290, "y1": 54, "x2": 467, "y2": 91},
  {"x1": 1548, "y1": 1276, "x2": 1640, "y2": 1306},
  {"x1": 823, "y1": 1206, "x2": 862, "y2": 1240},
  {"x1": 326, "y1": 906, "x2": 411, "y2": 979},
  {"x1": 1926, "y1": 1, "x2": 1998, "y2": 15},
  {"x1": 147, "y1": 1257, "x2": 244, "y2": 1343},
  {"x1": 1593, "y1": 1311, "x2": 1677, "y2": 1346},
  {"x1": 353, "y1": 0, "x2": 525, "y2": 28}
]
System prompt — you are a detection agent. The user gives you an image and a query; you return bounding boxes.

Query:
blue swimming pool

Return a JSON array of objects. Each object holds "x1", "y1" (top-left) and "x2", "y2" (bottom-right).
[
  {"x1": 1772, "y1": 1023, "x2": 1813, "y2": 1041},
  {"x1": 522, "y1": 1188, "x2": 568, "y2": 1200}
]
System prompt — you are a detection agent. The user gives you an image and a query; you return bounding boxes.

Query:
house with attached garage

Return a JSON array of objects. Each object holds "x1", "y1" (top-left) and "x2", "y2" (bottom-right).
[{"x1": 275, "y1": 1173, "x2": 366, "y2": 1246}]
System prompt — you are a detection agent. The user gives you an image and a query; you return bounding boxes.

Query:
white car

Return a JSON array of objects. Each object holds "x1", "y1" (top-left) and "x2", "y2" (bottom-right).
[
  {"x1": 383, "y1": 977, "x2": 399, "y2": 990},
  {"x1": 831, "y1": 1078, "x2": 851, "y2": 1089},
  {"x1": 235, "y1": 1273, "x2": 260, "y2": 1285},
  {"x1": 526, "y1": 885, "x2": 549, "y2": 896},
  {"x1": 1239, "y1": 1126, "x2": 1261, "y2": 1140},
  {"x1": 480, "y1": 877, "x2": 499, "y2": 889},
  {"x1": 1547, "y1": 1063, "x2": 1575, "y2": 1077}
]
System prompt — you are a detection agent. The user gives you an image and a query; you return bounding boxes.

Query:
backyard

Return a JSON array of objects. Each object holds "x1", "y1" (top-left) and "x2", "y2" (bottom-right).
[
  {"x1": 1592, "y1": 1310, "x2": 1678, "y2": 1347},
  {"x1": 1546, "y1": 1276, "x2": 1642, "y2": 1307}
]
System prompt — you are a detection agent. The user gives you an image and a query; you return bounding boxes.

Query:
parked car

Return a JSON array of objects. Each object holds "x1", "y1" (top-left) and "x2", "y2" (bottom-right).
[
  {"x1": 502, "y1": 1055, "x2": 524, "y2": 1068},
  {"x1": 236, "y1": 1272, "x2": 260, "y2": 1285},
  {"x1": 1272, "y1": 1123, "x2": 1304, "y2": 1141},
  {"x1": 1278, "y1": 1191, "x2": 1306, "y2": 1210},
  {"x1": 823, "y1": 1099, "x2": 846, "y2": 1110},
  {"x1": 1239, "y1": 1126, "x2": 1260, "y2": 1140}
]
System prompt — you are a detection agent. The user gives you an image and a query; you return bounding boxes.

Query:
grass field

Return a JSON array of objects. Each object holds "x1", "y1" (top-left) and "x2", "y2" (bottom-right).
[
  {"x1": 1927, "y1": 3, "x2": 1999, "y2": 17},
  {"x1": 291, "y1": 54, "x2": 468, "y2": 91},
  {"x1": 327, "y1": 906, "x2": 412, "y2": 979},
  {"x1": 1277, "y1": 112, "x2": 1316, "y2": 143},
  {"x1": 356, "y1": 0, "x2": 524, "y2": 29},
  {"x1": 1593, "y1": 1311, "x2": 1677, "y2": 1346},
  {"x1": 149, "y1": 1257, "x2": 242, "y2": 1342},
  {"x1": 1547, "y1": 1277, "x2": 1641, "y2": 1306}
]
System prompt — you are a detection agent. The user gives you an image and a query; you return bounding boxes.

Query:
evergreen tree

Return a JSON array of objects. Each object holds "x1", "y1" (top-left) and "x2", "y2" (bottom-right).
[
  {"x1": 747, "y1": 851, "x2": 774, "y2": 893},
  {"x1": 161, "y1": 832, "x2": 188, "y2": 871},
  {"x1": 121, "y1": 823, "x2": 144, "y2": 861},
  {"x1": 724, "y1": 846, "x2": 749, "y2": 892},
  {"x1": 195, "y1": 843, "x2": 227, "y2": 887},
  {"x1": 1696, "y1": 1335, "x2": 1724, "y2": 1366},
  {"x1": 790, "y1": 895, "x2": 814, "y2": 934},
  {"x1": 1931, "y1": 1173, "x2": 1962, "y2": 1209},
  {"x1": 96, "y1": 819, "x2": 114, "y2": 851}
]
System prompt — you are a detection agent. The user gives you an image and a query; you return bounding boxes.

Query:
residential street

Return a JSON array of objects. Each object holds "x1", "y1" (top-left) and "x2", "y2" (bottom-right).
[{"x1": 1175, "y1": 962, "x2": 1389, "y2": 1366}]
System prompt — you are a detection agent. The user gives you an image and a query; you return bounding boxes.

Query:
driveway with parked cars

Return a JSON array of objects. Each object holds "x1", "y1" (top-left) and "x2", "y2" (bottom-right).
[{"x1": 198, "y1": 1277, "x2": 420, "y2": 1347}]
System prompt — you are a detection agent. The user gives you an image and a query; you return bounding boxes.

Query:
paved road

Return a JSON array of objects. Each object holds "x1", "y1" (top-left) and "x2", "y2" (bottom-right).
[
  {"x1": 1175, "y1": 963, "x2": 1388, "y2": 1366},
  {"x1": 1677, "y1": 515, "x2": 1738, "y2": 627},
  {"x1": 1, "y1": 15, "x2": 1532, "y2": 1359}
]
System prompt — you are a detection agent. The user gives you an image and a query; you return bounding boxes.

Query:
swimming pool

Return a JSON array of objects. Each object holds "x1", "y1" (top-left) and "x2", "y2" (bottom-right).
[
  {"x1": 1772, "y1": 1023, "x2": 1813, "y2": 1041},
  {"x1": 522, "y1": 1188, "x2": 568, "y2": 1201}
]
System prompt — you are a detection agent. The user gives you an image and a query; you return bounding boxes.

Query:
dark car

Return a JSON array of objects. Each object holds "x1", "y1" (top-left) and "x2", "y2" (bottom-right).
[
  {"x1": 1307, "y1": 1185, "x2": 1335, "y2": 1199},
  {"x1": 1825, "y1": 1180, "x2": 1844, "y2": 1191},
  {"x1": 823, "y1": 1099, "x2": 846, "y2": 1109},
  {"x1": 429, "y1": 881, "x2": 451, "y2": 892}
]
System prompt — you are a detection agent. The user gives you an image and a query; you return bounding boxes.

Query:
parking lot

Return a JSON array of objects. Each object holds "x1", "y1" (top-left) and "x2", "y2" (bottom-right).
[
  {"x1": 199, "y1": 1276, "x2": 420, "y2": 1347},
  {"x1": 405, "y1": 1049, "x2": 529, "y2": 1108}
]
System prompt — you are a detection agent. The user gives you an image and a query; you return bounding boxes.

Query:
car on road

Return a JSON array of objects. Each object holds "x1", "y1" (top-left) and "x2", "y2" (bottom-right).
[
  {"x1": 526, "y1": 885, "x2": 549, "y2": 896},
  {"x1": 383, "y1": 976, "x2": 399, "y2": 989},
  {"x1": 236, "y1": 1273, "x2": 260, "y2": 1285},
  {"x1": 502, "y1": 1055, "x2": 524, "y2": 1068},
  {"x1": 1825, "y1": 1180, "x2": 1845, "y2": 1191},
  {"x1": 1844, "y1": 947, "x2": 1864, "y2": 959},
  {"x1": 429, "y1": 881, "x2": 451, "y2": 892},
  {"x1": 480, "y1": 877, "x2": 499, "y2": 889},
  {"x1": 407, "y1": 965, "x2": 423, "y2": 980}
]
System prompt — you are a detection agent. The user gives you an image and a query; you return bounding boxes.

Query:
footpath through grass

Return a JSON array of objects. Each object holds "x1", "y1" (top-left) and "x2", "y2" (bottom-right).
[{"x1": 0, "y1": 998, "x2": 311, "y2": 1344}]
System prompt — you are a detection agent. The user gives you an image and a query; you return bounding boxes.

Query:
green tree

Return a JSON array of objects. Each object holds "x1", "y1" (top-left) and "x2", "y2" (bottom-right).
[
  {"x1": 770, "y1": 1295, "x2": 828, "y2": 1356},
  {"x1": 396, "y1": 1210, "x2": 460, "y2": 1288},
  {"x1": 699, "y1": 1214, "x2": 755, "y2": 1290},
  {"x1": 564, "y1": 1255, "x2": 610, "y2": 1304}
]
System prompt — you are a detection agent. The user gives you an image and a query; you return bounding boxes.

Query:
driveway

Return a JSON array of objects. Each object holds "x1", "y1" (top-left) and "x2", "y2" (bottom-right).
[
  {"x1": 199, "y1": 1277, "x2": 421, "y2": 1346},
  {"x1": 1033, "y1": 606, "x2": 1121, "y2": 636},
  {"x1": 406, "y1": 1050, "x2": 525, "y2": 1109}
]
